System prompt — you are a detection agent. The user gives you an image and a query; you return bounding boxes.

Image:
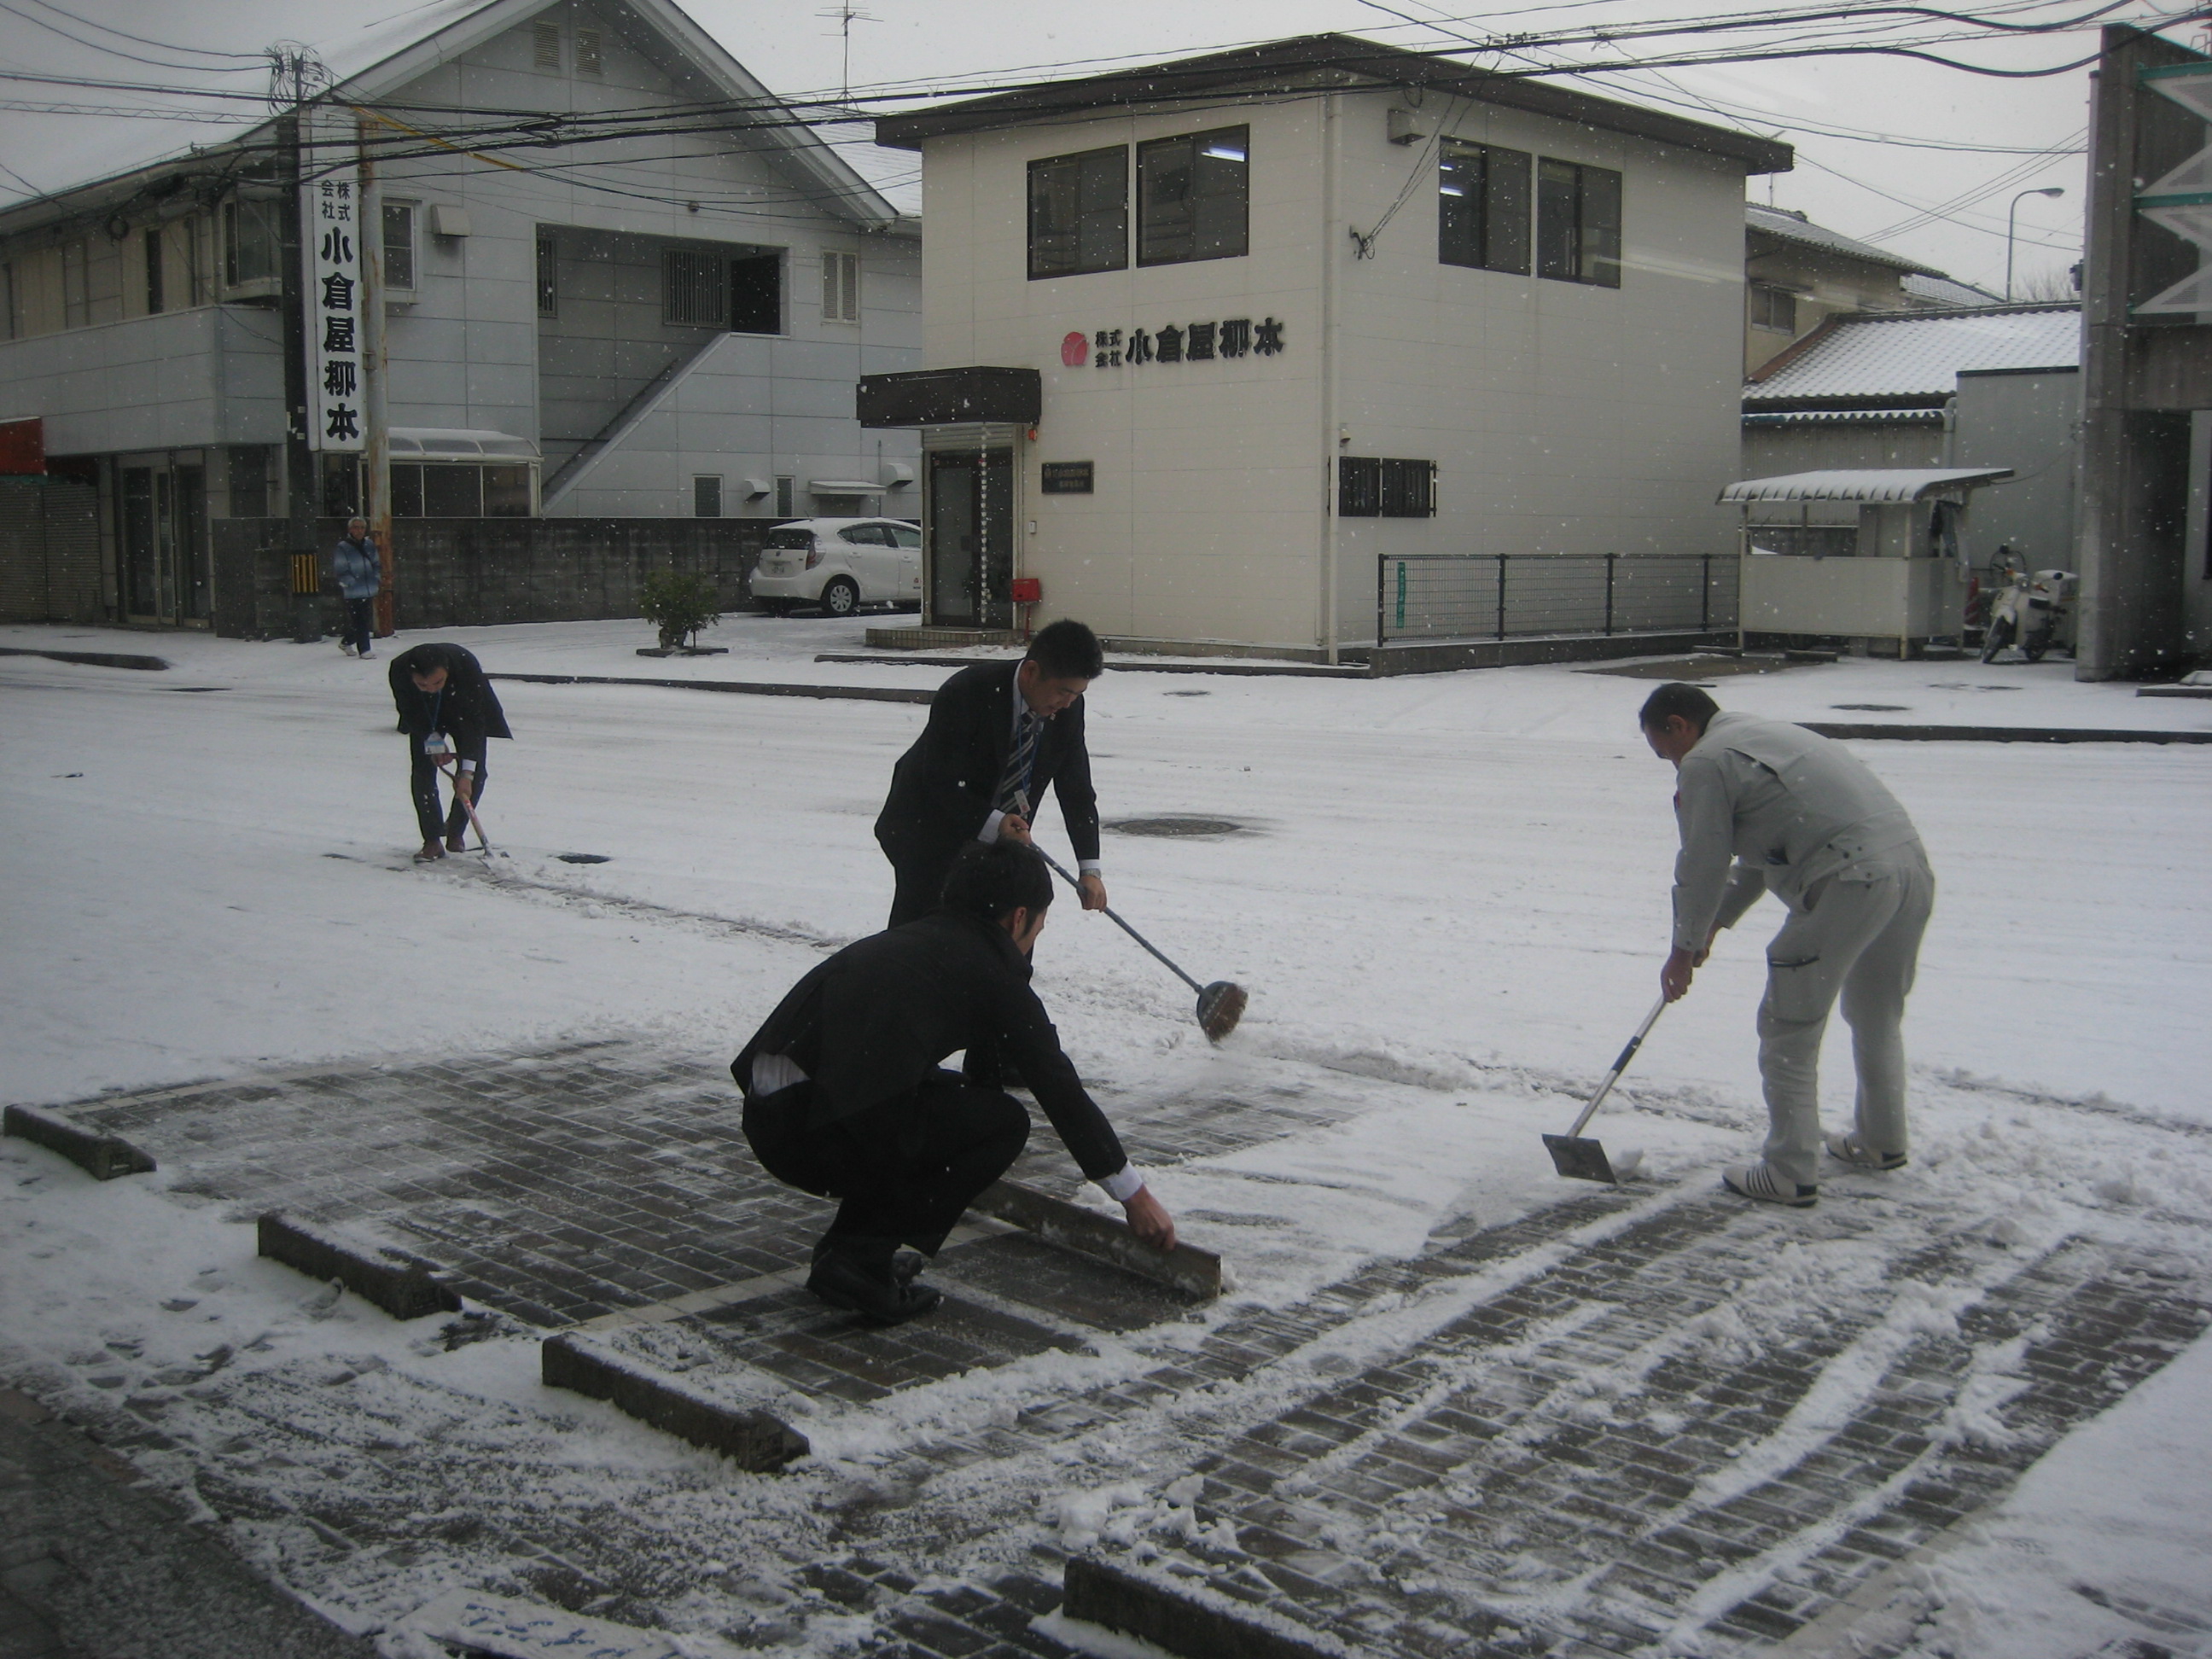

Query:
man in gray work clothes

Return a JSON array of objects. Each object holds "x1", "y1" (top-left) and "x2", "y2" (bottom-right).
[{"x1": 1640, "y1": 683, "x2": 1935, "y2": 1208}]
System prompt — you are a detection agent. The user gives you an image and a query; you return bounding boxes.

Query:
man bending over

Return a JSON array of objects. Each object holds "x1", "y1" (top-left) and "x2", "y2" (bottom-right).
[
  {"x1": 1642, "y1": 683, "x2": 1935, "y2": 1208},
  {"x1": 733, "y1": 841, "x2": 1176, "y2": 1324}
]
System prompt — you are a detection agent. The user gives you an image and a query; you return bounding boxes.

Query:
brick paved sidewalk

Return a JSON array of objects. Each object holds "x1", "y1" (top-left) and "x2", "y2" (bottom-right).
[
  {"x1": 0, "y1": 1388, "x2": 374, "y2": 1659},
  {"x1": 15, "y1": 1041, "x2": 2210, "y2": 1659}
]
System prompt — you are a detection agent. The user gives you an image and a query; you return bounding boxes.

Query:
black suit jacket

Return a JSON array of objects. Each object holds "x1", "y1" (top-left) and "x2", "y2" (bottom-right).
[
  {"x1": 874, "y1": 661, "x2": 1099, "y2": 871},
  {"x1": 387, "y1": 643, "x2": 512, "y2": 767},
  {"x1": 732, "y1": 911, "x2": 1128, "y2": 1180}
]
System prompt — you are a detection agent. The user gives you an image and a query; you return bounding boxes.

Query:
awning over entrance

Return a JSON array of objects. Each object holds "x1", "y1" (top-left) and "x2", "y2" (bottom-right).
[
  {"x1": 857, "y1": 367, "x2": 1041, "y2": 428},
  {"x1": 1719, "y1": 467, "x2": 2013, "y2": 504},
  {"x1": 389, "y1": 428, "x2": 540, "y2": 459}
]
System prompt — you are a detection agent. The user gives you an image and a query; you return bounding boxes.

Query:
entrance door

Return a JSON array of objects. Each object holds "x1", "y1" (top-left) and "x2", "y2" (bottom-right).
[
  {"x1": 119, "y1": 457, "x2": 212, "y2": 624},
  {"x1": 927, "y1": 449, "x2": 1013, "y2": 628}
]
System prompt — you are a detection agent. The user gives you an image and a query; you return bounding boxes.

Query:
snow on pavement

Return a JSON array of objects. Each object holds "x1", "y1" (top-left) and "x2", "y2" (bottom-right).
[{"x1": 2, "y1": 618, "x2": 2209, "y2": 1656}]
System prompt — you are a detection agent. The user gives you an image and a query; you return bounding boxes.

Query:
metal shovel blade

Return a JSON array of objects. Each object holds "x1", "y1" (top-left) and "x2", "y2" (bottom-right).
[{"x1": 1543, "y1": 1133, "x2": 1620, "y2": 1185}]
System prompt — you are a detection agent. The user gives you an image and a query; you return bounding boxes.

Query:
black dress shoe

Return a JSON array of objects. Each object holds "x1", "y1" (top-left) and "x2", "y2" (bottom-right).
[{"x1": 806, "y1": 1252, "x2": 943, "y2": 1325}]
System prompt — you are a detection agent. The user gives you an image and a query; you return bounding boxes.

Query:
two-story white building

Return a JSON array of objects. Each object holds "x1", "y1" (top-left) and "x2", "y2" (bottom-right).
[
  {"x1": 0, "y1": 0, "x2": 921, "y2": 631},
  {"x1": 861, "y1": 36, "x2": 1790, "y2": 662}
]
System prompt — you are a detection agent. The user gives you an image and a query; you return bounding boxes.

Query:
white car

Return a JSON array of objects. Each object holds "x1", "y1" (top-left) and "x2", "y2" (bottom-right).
[{"x1": 751, "y1": 518, "x2": 923, "y2": 617}]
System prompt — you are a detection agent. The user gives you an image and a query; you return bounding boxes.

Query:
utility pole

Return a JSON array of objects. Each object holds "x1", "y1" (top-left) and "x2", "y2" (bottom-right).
[
  {"x1": 278, "y1": 102, "x2": 319, "y2": 643},
  {"x1": 358, "y1": 113, "x2": 393, "y2": 639}
]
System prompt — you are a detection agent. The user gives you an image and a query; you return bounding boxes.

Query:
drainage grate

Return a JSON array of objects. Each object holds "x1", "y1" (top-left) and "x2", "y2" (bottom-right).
[
  {"x1": 556, "y1": 853, "x2": 612, "y2": 864},
  {"x1": 1831, "y1": 702, "x2": 1912, "y2": 711}
]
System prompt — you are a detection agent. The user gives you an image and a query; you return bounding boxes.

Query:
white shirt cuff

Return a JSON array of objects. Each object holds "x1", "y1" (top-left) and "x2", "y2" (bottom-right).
[
  {"x1": 458, "y1": 759, "x2": 477, "y2": 774},
  {"x1": 1098, "y1": 1164, "x2": 1144, "y2": 1203},
  {"x1": 750, "y1": 1052, "x2": 809, "y2": 1095},
  {"x1": 1078, "y1": 859, "x2": 1101, "y2": 876},
  {"x1": 979, "y1": 810, "x2": 1005, "y2": 844}
]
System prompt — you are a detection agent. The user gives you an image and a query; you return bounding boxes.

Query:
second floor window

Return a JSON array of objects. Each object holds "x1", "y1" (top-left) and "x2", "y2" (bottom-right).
[
  {"x1": 1339, "y1": 457, "x2": 1436, "y2": 518},
  {"x1": 222, "y1": 198, "x2": 279, "y2": 289},
  {"x1": 1750, "y1": 282, "x2": 1796, "y2": 333},
  {"x1": 1138, "y1": 125, "x2": 1248, "y2": 267},
  {"x1": 1439, "y1": 140, "x2": 1531, "y2": 276},
  {"x1": 536, "y1": 233, "x2": 557, "y2": 316},
  {"x1": 1028, "y1": 146, "x2": 1126, "y2": 279},
  {"x1": 822, "y1": 250, "x2": 859, "y2": 321},
  {"x1": 665, "y1": 250, "x2": 725, "y2": 326},
  {"x1": 385, "y1": 202, "x2": 416, "y2": 293},
  {"x1": 1536, "y1": 158, "x2": 1622, "y2": 288}
]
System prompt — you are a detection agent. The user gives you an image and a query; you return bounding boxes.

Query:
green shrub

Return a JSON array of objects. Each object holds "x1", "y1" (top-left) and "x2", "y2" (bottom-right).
[{"x1": 638, "y1": 570, "x2": 723, "y2": 650}]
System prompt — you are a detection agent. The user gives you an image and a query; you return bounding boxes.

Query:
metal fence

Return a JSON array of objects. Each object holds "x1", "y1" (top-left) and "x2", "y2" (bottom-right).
[{"x1": 1377, "y1": 553, "x2": 1738, "y2": 645}]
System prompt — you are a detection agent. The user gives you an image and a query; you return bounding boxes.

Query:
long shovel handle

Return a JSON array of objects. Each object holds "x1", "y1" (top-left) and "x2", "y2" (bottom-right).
[
  {"x1": 1564, "y1": 995, "x2": 1668, "y2": 1139},
  {"x1": 1033, "y1": 847, "x2": 1206, "y2": 996},
  {"x1": 436, "y1": 755, "x2": 494, "y2": 854}
]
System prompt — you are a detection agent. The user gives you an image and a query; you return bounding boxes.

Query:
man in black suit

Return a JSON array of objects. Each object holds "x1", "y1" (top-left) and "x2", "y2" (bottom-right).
[
  {"x1": 734, "y1": 841, "x2": 1176, "y2": 1324},
  {"x1": 387, "y1": 643, "x2": 511, "y2": 863},
  {"x1": 874, "y1": 618, "x2": 1111, "y2": 927}
]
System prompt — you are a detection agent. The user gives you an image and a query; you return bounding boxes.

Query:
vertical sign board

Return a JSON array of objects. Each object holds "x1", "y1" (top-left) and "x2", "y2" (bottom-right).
[{"x1": 301, "y1": 110, "x2": 364, "y2": 455}]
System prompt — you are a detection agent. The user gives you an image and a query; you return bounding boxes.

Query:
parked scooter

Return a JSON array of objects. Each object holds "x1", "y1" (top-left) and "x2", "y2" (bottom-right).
[{"x1": 1980, "y1": 552, "x2": 2075, "y2": 663}]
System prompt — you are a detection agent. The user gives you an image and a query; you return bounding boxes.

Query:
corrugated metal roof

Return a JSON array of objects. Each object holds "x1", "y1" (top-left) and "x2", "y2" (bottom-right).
[
  {"x1": 1743, "y1": 409, "x2": 1946, "y2": 427},
  {"x1": 1747, "y1": 306, "x2": 2080, "y2": 403},
  {"x1": 1746, "y1": 204, "x2": 1940, "y2": 276},
  {"x1": 1719, "y1": 468, "x2": 2015, "y2": 504}
]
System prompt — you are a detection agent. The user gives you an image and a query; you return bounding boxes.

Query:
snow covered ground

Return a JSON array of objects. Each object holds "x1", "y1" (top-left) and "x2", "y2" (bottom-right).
[{"x1": 2, "y1": 617, "x2": 2208, "y2": 1656}]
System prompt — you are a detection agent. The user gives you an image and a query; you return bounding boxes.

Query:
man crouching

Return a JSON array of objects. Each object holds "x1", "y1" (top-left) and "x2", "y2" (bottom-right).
[{"x1": 733, "y1": 840, "x2": 1176, "y2": 1324}]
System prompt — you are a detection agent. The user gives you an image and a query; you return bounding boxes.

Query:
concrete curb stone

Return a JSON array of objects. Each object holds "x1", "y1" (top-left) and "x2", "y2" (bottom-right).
[
  {"x1": 539, "y1": 1333, "x2": 810, "y2": 1472},
  {"x1": 3, "y1": 1105, "x2": 155, "y2": 1181},
  {"x1": 256, "y1": 1211, "x2": 462, "y2": 1320}
]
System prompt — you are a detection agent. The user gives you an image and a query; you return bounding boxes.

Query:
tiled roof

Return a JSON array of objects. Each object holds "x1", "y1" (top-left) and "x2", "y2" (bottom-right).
[
  {"x1": 1746, "y1": 305, "x2": 2081, "y2": 404},
  {"x1": 1902, "y1": 272, "x2": 2007, "y2": 308},
  {"x1": 1747, "y1": 204, "x2": 1941, "y2": 276}
]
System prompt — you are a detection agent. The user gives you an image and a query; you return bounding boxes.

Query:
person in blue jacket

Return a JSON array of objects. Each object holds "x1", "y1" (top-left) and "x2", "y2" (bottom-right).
[{"x1": 331, "y1": 518, "x2": 381, "y2": 660}]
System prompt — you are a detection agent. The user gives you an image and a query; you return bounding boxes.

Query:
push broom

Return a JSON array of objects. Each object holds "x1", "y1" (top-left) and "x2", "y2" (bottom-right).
[{"x1": 1033, "y1": 847, "x2": 1247, "y2": 1042}]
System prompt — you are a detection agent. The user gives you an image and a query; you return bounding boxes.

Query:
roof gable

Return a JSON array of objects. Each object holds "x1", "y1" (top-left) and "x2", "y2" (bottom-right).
[{"x1": 0, "y1": 0, "x2": 904, "y2": 231}]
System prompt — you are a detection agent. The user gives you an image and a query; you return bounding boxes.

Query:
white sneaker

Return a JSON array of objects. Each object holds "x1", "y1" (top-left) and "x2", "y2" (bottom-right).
[
  {"x1": 1723, "y1": 1161, "x2": 1818, "y2": 1208},
  {"x1": 359, "y1": 651, "x2": 375, "y2": 661},
  {"x1": 1825, "y1": 1132, "x2": 1907, "y2": 1172},
  {"x1": 339, "y1": 643, "x2": 356, "y2": 657}
]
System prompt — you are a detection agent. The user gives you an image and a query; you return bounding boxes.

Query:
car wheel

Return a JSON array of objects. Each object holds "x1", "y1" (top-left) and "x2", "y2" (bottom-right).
[{"x1": 821, "y1": 578, "x2": 859, "y2": 618}]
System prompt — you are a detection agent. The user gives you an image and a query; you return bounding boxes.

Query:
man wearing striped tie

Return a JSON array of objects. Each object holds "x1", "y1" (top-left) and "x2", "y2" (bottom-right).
[{"x1": 875, "y1": 619, "x2": 1110, "y2": 928}]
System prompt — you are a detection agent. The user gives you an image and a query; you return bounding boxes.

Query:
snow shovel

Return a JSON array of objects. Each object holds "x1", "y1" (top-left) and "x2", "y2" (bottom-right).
[
  {"x1": 1544, "y1": 995, "x2": 1665, "y2": 1184},
  {"x1": 1033, "y1": 847, "x2": 1248, "y2": 1042},
  {"x1": 434, "y1": 755, "x2": 504, "y2": 859}
]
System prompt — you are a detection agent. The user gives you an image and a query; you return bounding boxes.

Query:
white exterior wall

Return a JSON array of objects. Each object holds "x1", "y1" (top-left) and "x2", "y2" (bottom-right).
[
  {"x1": 927, "y1": 101, "x2": 1327, "y2": 649},
  {"x1": 920, "y1": 87, "x2": 1749, "y2": 649},
  {"x1": 376, "y1": 3, "x2": 920, "y2": 516},
  {"x1": 0, "y1": 306, "x2": 283, "y2": 452}
]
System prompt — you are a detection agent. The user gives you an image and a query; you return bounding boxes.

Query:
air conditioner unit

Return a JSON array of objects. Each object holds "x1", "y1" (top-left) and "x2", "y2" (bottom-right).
[
  {"x1": 741, "y1": 477, "x2": 771, "y2": 498},
  {"x1": 428, "y1": 204, "x2": 471, "y2": 238}
]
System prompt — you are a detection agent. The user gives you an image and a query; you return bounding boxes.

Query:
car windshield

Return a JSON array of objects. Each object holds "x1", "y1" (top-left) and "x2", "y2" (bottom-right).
[{"x1": 765, "y1": 528, "x2": 814, "y2": 550}]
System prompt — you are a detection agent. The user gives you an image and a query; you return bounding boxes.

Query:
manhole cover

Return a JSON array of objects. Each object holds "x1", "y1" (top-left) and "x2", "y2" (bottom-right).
[
  {"x1": 172, "y1": 686, "x2": 229, "y2": 693},
  {"x1": 1164, "y1": 690, "x2": 1211, "y2": 697},
  {"x1": 1831, "y1": 703, "x2": 1911, "y2": 712},
  {"x1": 556, "y1": 853, "x2": 612, "y2": 864},
  {"x1": 1105, "y1": 816, "x2": 1247, "y2": 838}
]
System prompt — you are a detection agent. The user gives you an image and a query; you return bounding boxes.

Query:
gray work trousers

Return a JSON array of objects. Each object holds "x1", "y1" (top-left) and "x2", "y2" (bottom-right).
[{"x1": 1755, "y1": 844, "x2": 1935, "y2": 1187}]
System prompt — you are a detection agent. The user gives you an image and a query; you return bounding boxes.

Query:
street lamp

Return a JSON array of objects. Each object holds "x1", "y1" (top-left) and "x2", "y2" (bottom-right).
[{"x1": 2006, "y1": 187, "x2": 2067, "y2": 302}]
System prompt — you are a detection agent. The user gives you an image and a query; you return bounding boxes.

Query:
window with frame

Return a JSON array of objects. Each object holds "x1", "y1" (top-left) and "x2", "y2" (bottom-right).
[
  {"x1": 774, "y1": 475, "x2": 795, "y2": 516},
  {"x1": 1535, "y1": 158, "x2": 1621, "y2": 288},
  {"x1": 143, "y1": 228, "x2": 164, "y2": 314},
  {"x1": 384, "y1": 202, "x2": 416, "y2": 292},
  {"x1": 61, "y1": 238, "x2": 90, "y2": 326},
  {"x1": 664, "y1": 249, "x2": 726, "y2": 326},
  {"x1": 822, "y1": 250, "x2": 859, "y2": 322},
  {"x1": 223, "y1": 197, "x2": 279, "y2": 288},
  {"x1": 1438, "y1": 139, "x2": 1531, "y2": 275},
  {"x1": 1749, "y1": 282, "x2": 1796, "y2": 334},
  {"x1": 536, "y1": 232, "x2": 557, "y2": 316},
  {"x1": 1339, "y1": 457, "x2": 1435, "y2": 519},
  {"x1": 694, "y1": 474, "x2": 723, "y2": 518},
  {"x1": 1, "y1": 262, "x2": 15, "y2": 341},
  {"x1": 1138, "y1": 125, "x2": 1248, "y2": 267},
  {"x1": 1027, "y1": 146, "x2": 1127, "y2": 279}
]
